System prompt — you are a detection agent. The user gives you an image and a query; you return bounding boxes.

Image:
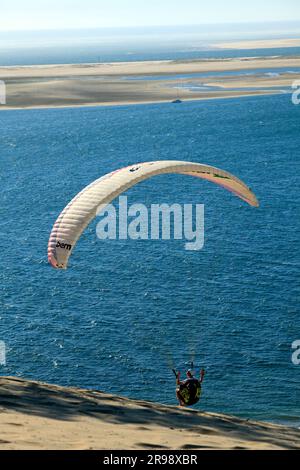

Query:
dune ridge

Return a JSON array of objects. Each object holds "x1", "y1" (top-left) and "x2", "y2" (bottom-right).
[{"x1": 0, "y1": 377, "x2": 299, "y2": 450}]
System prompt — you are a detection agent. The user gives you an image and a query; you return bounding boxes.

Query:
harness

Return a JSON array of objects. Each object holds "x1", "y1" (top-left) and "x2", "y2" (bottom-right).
[{"x1": 178, "y1": 378, "x2": 201, "y2": 406}]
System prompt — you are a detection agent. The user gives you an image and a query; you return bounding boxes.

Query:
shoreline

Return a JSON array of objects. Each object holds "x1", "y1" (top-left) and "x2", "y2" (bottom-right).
[{"x1": 1, "y1": 377, "x2": 299, "y2": 450}]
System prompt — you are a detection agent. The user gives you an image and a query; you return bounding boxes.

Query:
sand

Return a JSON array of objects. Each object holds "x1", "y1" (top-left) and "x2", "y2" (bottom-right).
[
  {"x1": 216, "y1": 38, "x2": 300, "y2": 50},
  {"x1": 0, "y1": 56, "x2": 300, "y2": 110},
  {"x1": 0, "y1": 377, "x2": 299, "y2": 450},
  {"x1": 1, "y1": 56, "x2": 300, "y2": 79}
]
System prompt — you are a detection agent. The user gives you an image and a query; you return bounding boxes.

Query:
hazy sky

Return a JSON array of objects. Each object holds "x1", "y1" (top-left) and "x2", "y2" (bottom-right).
[{"x1": 1, "y1": 0, "x2": 300, "y2": 31}]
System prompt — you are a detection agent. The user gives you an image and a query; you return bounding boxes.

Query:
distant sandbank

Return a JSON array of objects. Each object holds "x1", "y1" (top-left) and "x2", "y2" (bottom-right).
[
  {"x1": 215, "y1": 38, "x2": 300, "y2": 50},
  {"x1": 2, "y1": 56, "x2": 300, "y2": 79},
  {"x1": 0, "y1": 56, "x2": 299, "y2": 110}
]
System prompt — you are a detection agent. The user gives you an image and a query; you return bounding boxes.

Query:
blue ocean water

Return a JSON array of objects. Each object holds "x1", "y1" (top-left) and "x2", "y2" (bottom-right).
[
  {"x1": 123, "y1": 68, "x2": 300, "y2": 81},
  {"x1": 0, "y1": 94, "x2": 299, "y2": 426},
  {"x1": 1, "y1": 46, "x2": 300, "y2": 66}
]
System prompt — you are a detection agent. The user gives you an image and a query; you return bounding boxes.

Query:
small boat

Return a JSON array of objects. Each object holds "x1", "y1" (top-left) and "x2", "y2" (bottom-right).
[{"x1": 172, "y1": 80, "x2": 183, "y2": 103}]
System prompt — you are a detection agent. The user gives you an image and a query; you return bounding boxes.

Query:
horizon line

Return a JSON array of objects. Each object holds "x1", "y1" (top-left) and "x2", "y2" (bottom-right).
[{"x1": 1, "y1": 19, "x2": 300, "y2": 34}]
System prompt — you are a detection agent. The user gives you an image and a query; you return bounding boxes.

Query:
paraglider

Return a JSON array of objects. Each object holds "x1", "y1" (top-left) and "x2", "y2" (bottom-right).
[
  {"x1": 174, "y1": 367, "x2": 206, "y2": 407},
  {"x1": 48, "y1": 160, "x2": 259, "y2": 270}
]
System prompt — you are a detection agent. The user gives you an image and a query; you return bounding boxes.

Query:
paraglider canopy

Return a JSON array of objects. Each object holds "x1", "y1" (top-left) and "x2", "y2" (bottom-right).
[{"x1": 48, "y1": 160, "x2": 259, "y2": 269}]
